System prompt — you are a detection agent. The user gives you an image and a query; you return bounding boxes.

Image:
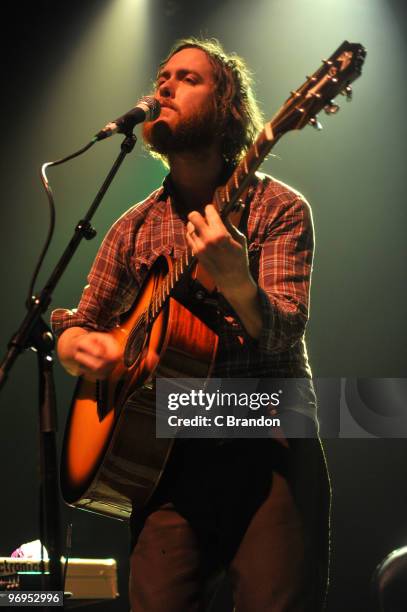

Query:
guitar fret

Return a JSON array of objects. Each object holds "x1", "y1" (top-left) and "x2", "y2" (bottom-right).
[
  {"x1": 216, "y1": 188, "x2": 225, "y2": 209},
  {"x1": 238, "y1": 164, "x2": 247, "y2": 183},
  {"x1": 258, "y1": 130, "x2": 269, "y2": 151},
  {"x1": 264, "y1": 128, "x2": 271, "y2": 142}
]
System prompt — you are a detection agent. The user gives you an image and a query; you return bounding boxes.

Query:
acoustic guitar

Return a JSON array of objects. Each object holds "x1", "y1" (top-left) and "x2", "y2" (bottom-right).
[{"x1": 60, "y1": 41, "x2": 366, "y2": 520}]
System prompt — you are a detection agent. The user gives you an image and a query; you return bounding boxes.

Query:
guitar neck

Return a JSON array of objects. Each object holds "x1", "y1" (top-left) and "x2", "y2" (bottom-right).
[{"x1": 215, "y1": 121, "x2": 279, "y2": 216}]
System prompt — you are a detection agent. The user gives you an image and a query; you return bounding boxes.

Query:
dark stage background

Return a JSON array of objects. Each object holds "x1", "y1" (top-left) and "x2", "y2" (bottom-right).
[{"x1": 0, "y1": 1, "x2": 406, "y2": 610}]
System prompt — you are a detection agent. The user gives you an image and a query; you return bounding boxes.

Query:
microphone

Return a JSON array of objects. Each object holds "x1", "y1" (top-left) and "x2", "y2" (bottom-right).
[{"x1": 95, "y1": 96, "x2": 161, "y2": 140}]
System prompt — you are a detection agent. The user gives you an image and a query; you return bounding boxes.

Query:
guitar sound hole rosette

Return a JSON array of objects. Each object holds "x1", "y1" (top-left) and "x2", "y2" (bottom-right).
[{"x1": 124, "y1": 316, "x2": 147, "y2": 367}]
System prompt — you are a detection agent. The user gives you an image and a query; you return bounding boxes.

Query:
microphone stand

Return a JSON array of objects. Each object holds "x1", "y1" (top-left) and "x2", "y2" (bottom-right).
[{"x1": 0, "y1": 132, "x2": 137, "y2": 593}]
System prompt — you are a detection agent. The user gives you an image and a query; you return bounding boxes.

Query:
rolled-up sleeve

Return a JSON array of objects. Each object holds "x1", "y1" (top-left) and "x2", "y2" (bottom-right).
[
  {"x1": 51, "y1": 218, "x2": 138, "y2": 338},
  {"x1": 256, "y1": 195, "x2": 314, "y2": 354}
]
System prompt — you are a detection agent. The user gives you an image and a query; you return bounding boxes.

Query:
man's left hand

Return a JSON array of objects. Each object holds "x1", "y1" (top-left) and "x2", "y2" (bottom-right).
[
  {"x1": 186, "y1": 204, "x2": 253, "y2": 297},
  {"x1": 186, "y1": 204, "x2": 262, "y2": 339}
]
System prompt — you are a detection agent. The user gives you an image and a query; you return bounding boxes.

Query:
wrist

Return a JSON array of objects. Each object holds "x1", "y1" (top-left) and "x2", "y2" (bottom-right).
[{"x1": 220, "y1": 275, "x2": 258, "y2": 306}]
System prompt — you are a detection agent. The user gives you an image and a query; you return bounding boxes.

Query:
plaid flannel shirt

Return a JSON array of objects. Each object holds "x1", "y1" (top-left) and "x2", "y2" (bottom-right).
[{"x1": 51, "y1": 172, "x2": 317, "y2": 420}]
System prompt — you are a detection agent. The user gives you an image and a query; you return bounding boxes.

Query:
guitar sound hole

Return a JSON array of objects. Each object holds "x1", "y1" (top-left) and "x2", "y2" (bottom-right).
[{"x1": 124, "y1": 314, "x2": 148, "y2": 367}]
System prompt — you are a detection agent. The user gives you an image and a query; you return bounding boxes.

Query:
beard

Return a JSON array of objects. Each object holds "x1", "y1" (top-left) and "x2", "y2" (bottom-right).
[{"x1": 142, "y1": 103, "x2": 221, "y2": 156}]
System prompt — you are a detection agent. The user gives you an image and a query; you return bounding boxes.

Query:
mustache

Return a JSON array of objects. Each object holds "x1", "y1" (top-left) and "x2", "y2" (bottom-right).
[{"x1": 158, "y1": 100, "x2": 178, "y2": 112}]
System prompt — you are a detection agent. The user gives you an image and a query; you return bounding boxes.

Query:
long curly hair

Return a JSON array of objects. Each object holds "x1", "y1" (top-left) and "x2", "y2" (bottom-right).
[{"x1": 152, "y1": 37, "x2": 264, "y2": 166}]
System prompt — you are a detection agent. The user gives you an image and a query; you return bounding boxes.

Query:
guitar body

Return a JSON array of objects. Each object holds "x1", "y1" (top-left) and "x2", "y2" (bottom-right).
[{"x1": 60, "y1": 256, "x2": 218, "y2": 520}]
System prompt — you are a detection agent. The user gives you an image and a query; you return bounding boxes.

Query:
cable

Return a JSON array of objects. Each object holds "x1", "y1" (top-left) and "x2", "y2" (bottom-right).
[{"x1": 27, "y1": 138, "x2": 97, "y2": 304}]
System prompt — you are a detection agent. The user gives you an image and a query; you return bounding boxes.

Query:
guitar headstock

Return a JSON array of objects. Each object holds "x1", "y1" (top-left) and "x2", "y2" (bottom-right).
[{"x1": 271, "y1": 41, "x2": 367, "y2": 136}]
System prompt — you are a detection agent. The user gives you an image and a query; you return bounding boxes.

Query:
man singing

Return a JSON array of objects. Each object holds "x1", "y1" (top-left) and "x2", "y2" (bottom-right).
[{"x1": 52, "y1": 38, "x2": 330, "y2": 611}]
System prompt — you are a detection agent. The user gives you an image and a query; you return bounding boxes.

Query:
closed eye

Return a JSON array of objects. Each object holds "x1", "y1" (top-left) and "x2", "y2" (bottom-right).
[{"x1": 155, "y1": 69, "x2": 202, "y2": 88}]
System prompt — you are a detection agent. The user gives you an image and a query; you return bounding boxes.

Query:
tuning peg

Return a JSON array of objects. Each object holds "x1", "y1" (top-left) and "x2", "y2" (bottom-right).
[
  {"x1": 309, "y1": 117, "x2": 323, "y2": 130},
  {"x1": 339, "y1": 85, "x2": 353, "y2": 100},
  {"x1": 324, "y1": 100, "x2": 340, "y2": 115}
]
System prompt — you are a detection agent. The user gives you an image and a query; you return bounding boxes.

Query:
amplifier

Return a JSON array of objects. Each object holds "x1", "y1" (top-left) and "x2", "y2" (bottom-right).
[{"x1": 0, "y1": 557, "x2": 118, "y2": 601}]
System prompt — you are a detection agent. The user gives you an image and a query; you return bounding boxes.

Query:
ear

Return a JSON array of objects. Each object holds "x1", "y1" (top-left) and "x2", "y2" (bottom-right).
[{"x1": 231, "y1": 104, "x2": 242, "y2": 121}]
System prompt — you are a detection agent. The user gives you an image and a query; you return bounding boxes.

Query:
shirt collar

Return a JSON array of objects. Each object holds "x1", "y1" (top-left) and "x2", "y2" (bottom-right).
[{"x1": 159, "y1": 164, "x2": 237, "y2": 217}]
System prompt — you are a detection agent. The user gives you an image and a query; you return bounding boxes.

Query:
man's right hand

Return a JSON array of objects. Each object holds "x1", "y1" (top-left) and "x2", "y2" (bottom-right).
[{"x1": 57, "y1": 327, "x2": 122, "y2": 381}]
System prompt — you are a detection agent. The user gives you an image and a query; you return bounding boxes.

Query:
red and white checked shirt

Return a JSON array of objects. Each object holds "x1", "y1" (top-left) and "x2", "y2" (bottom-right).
[{"x1": 51, "y1": 172, "x2": 317, "y2": 419}]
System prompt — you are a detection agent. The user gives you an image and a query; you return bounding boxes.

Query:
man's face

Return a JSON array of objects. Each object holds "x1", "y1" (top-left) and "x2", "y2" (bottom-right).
[{"x1": 143, "y1": 47, "x2": 220, "y2": 155}]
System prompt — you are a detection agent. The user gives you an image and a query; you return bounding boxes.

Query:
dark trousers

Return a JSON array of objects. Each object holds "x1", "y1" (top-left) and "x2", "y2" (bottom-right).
[{"x1": 129, "y1": 430, "x2": 331, "y2": 611}]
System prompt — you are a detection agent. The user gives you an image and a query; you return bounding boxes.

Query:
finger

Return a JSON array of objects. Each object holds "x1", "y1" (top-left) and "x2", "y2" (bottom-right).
[
  {"x1": 186, "y1": 221, "x2": 199, "y2": 244},
  {"x1": 205, "y1": 206, "x2": 244, "y2": 245},
  {"x1": 204, "y1": 204, "x2": 225, "y2": 231},
  {"x1": 186, "y1": 228, "x2": 205, "y2": 253},
  {"x1": 186, "y1": 222, "x2": 197, "y2": 253},
  {"x1": 76, "y1": 344, "x2": 102, "y2": 360},
  {"x1": 187, "y1": 211, "x2": 209, "y2": 236},
  {"x1": 77, "y1": 338, "x2": 105, "y2": 359},
  {"x1": 74, "y1": 352, "x2": 103, "y2": 371}
]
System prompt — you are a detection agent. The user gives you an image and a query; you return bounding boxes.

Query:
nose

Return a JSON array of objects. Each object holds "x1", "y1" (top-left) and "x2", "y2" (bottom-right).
[{"x1": 158, "y1": 78, "x2": 175, "y2": 99}]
